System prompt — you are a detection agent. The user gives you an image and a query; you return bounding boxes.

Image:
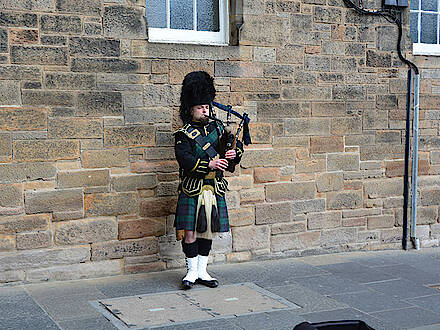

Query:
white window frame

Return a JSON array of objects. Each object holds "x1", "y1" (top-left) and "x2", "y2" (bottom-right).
[
  {"x1": 148, "y1": 0, "x2": 229, "y2": 46},
  {"x1": 411, "y1": 0, "x2": 440, "y2": 56}
]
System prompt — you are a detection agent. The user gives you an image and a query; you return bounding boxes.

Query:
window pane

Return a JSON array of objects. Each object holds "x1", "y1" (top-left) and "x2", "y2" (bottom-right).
[
  {"x1": 410, "y1": 12, "x2": 419, "y2": 42},
  {"x1": 421, "y1": 13, "x2": 437, "y2": 43},
  {"x1": 170, "y1": 0, "x2": 193, "y2": 30},
  {"x1": 197, "y1": 0, "x2": 219, "y2": 32},
  {"x1": 421, "y1": 0, "x2": 437, "y2": 11},
  {"x1": 146, "y1": 0, "x2": 167, "y2": 28},
  {"x1": 410, "y1": 0, "x2": 419, "y2": 10}
]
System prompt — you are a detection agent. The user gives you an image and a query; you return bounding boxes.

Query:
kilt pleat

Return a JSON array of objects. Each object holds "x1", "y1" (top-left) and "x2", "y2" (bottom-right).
[{"x1": 175, "y1": 191, "x2": 229, "y2": 232}]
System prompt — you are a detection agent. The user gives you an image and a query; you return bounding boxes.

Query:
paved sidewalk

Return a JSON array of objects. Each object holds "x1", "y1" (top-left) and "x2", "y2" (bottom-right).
[{"x1": 1, "y1": 247, "x2": 440, "y2": 329}]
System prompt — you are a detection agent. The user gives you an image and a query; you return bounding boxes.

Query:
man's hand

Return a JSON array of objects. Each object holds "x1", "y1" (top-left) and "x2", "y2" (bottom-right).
[
  {"x1": 225, "y1": 149, "x2": 236, "y2": 159},
  {"x1": 209, "y1": 159, "x2": 228, "y2": 171}
]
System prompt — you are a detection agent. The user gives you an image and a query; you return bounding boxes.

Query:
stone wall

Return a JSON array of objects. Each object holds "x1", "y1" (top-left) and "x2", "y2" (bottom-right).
[{"x1": 0, "y1": 0, "x2": 439, "y2": 284}]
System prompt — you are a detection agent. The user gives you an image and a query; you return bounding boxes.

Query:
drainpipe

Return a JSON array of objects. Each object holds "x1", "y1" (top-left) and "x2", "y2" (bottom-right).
[
  {"x1": 402, "y1": 69, "x2": 412, "y2": 250},
  {"x1": 410, "y1": 73, "x2": 421, "y2": 250}
]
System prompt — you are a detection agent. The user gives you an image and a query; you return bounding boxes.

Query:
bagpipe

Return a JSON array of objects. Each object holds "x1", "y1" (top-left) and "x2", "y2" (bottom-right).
[{"x1": 208, "y1": 101, "x2": 252, "y2": 172}]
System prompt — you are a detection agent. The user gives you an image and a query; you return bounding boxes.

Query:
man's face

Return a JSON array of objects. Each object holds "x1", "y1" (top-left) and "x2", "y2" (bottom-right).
[{"x1": 190, "y1": 104, "x2": 209, "y2": 124}]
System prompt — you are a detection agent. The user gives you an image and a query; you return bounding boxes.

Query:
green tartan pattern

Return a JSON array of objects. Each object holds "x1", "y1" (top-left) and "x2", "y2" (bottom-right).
[
  {"x1": 193, "y1": 124, "x2": 223, "y2": 158},
  {"x1": 175, "y1": 191, "x2": 229, "y2": 232}
]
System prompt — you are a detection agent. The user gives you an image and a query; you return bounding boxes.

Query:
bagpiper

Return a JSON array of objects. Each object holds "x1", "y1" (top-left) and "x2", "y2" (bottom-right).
[{"x1": 174, "y1": 71, "x2": 244, "y2": 289}]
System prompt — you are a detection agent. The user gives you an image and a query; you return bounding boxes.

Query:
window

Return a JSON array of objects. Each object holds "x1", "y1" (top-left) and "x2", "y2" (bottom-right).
[
  {"x1": 146, "y1": 0, "x2": 229, "y2": 45},
  {"x1": 410, "y1": 0, "x2": 440, "y2": 55}
]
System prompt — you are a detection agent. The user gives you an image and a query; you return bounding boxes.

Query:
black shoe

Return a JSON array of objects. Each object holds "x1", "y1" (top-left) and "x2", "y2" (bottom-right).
[
  {"x1": 196, "y1": 278, "x2": 219, "y2": 288},
  {"x1": 182, "y1": 280, "x2": 195, "y2": 290}
]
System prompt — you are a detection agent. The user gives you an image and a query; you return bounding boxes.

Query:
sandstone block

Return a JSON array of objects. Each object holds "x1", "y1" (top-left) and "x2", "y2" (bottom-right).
[
  {"x1": 321, "y1": 227, "x2": 357, "y2": 246},
  {"x1": 104, "y1": 126, "x2": 155, "y2": 148},
  {"x1": 366, "y1": 50, "x2": 391, "y2": 67},
  {"x1": 25, "y1": 189, "x2": 83, "y2": 214},
  {"x1": 271, "y1": 231, "x2": 320, "y2": 252},
  {"x1": 0, "y1": 81, "x2": 20, "y2": 106},
  {"x1": 380, "y1": 228, "x2": 401, "y2": 243},
  {"x1": 241, "y1": 148, "x2": 295, "y2": 168},
  {"x1": 311, "y1": 136, "x2": 344, "y2": 154},
  {"x1": 76, "y1": 91, "x2": 122, "y2": 116},
  {"x1": 316, "y1": 172, "x2": 344, "y2": 192},
  {"x1": 0, "y1": 247, "x2": 90, "y2": 271},
  {"x1": 285, "y1": 118, "x2": 330, "y2": 136},
  {"x1": 125, "y1": 108, "x2": 173, "y2": 124},
  {"x1": 364, "y1": 178, "x2": 403, "y2": 198},
  {"x1": 22, "y1": 90, "x2": 74, "y2": 107},
  {"x1": 230, "y1": 78, "x2": 279, "y2": 92},
  {"x1": 27, "y1": 260, "x2": 121, "y2": 282},
  {"x1": 271, "y1": 222, "x2": 306, "y2": 235},
  {"x1": 292, "y1": 198, "x2": 325, "y2": 214},
  {"x1": 331, "y1": 117, "x2": 362, "y2": 135},
  {"x1": 240, "y1": 188, "x2": 265, "y2": 204},
  {"x1": 295, "y1": 158, "x2": 326, "y2": 174},
  {"x1": 0, "y1": 235, "x2": 15, "y2": 251},
  {"x1": 143, "y1": 84, "x2": 179, "y2": 106},
  {"x1": 360, "y1": 145, "x2": 404, "y2": 161},
  {"x1": 229, "y1": 207, "x2": 255, "y2": 227},
  {"x1": 103, "y1": 5, "x2": 146, "y2": 38},
  {"x1": 131, "y1": 160, "x2": 178, "y2": 173},
  {"x1": 0, "y1": 183, "x2": 23, "y2": 212},
  {"x1": 0, "y1": 132, "x2": 11, "y2": 160},
  {"x1": 168, "y1": 60, "x2": 213, "y2": 84},
  {"x1": 332, "y1": 57, "x2": 357, "y2": 72},
  {"x1": 72, "y1": 58, "x2": 141, "y2": 73},
  {"x1": 257, "y1": 102, "x2": 301, "y2": 119},
  {"x1": 255, "y1": 202, "x2": 292, "y2": 225},
  {"x1": 82, "y1": 149, "x2": 128, "y2": 168},
  {"x1": 226, "y1": 176, "x2": 253, "y2": 191},
  {"x1": 327, "y1": 153, "x2": 360, "y2": 171},
  {"x1": 140, "y1": 197, "x2": 177, "y2": 217},
  {"x1": 266, "y1": 182, "x2": 315, "y2": 202},
  {"x1": 55, "y1": 217, "x2": 117, "y2": 245},
  {"x1": 0, "y1": 214, "x2": 49, "y2": 234},
  {"x1": 283, "y1": 86, "x2": 332, "y2": 100},
  {"x1": 48, "y1": 118, "x2": 102, "y2": 139},
  {"x1": 0, "y1": 163, "x2": 56, "y2": 184},
  {"x1": 327, "y1": 191, "x2": 362, "y2": 209},
  {"x1": 313, "y1": 6, "x2": 341, "y2": 23},
  {"x1": 70, "y1": 37, "x2": 120, "y2": 57},
  {"x1": 119, "y1": 218, "x2": 166, "y2": 240},
  {"x1": 156, "y1": 181, "x2": 179, "y2": 197},
  {"x1": 254, "y1": 167, "x2": 278, "y2": 183},
  {"x1": 0, "y1": 65, "x2": 41, "y2": 81},
  {"x1": 56, "y1": 0, "x2": 101, "y2": 15},
  {"x1": 9, "y1": 28, "x2": 38, "y2": 44},
  {"x1": 420, "y1": 189, "x2": 440, "y2": 206},
  {"x1": 226, "y1": 191, "x2": 240, "y2": 209},
  {"x1": 58, "y1": 169, "x2": 109, "y2": 189},
  {"x1": 249, "y1": 123, "x2": 272, "y2": 144},
  {"x1": 308, "y1": 211, "x2": 342, "y2": 229},
  {"x1": 231, "y1": 225, "x2": 270, "y2": 251},
  {"x1": 277, "y1": 45, "x2": 304, "y2": 64},
  {"x1": 16, "y1": 231, "x2": 52, "y2": 250},
  {"x1": 0, "y1": 12, "x2": 37, "y2": 28},
  {"x1": 226, "y1": 251, "x2": 251, "y2": 262},
  {"x1": 240, "y1": 15, "x2": 288, "y2": 46},
  {"x1": 111, "y1": 174, "x2": 157, "y2": 192},
  {"x1": 11, "y1": 45, "x2": 67, "y2": 65},
  {"x1": 91, "y1": 237, "x2": 158, "y2": 260},
  {"x1": 0, "y1": 107, "x2": 46, "y2": 131},
  {"x1": 14, "y1": 140, "x2": 79, "y2": 162},
  {"x1": 41, "y1": 14, "x2": 81, "y2": 34},
  {"x1": 367, "y1": 215, "x2": 395, "y2": 229},
  {"x1": 333, "y1": 85, "x2": 365, "y2": 101},
  {"x1": 254, "y1": 47, "x2": 276, "y2": 62},
  {"x1": 45, "y1": 72, "x2": 96, "y2": 90},
  {"x1": 343, "y1": 217, "x2": 367, "y2": 227},
  {"x1": 305, "y1": 55, "x2": 330, "y2": 71},
  {"x1": 85, "y1": 192, "x2": 137, "y2": 216}
]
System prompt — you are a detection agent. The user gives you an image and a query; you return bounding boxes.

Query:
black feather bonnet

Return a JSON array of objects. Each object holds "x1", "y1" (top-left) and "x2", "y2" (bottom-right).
[{"x1": 179, "y1": 71, "x2": 216, "y2": 124}]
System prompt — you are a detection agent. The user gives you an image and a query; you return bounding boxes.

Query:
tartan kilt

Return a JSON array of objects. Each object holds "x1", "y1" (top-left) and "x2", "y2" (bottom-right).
[{"x1": 175, "y1": 191, "x2": 229, "y2": 232}]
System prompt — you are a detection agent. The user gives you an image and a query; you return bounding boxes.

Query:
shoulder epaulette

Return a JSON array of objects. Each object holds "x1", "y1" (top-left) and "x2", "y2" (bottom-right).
[{"x1": 173, "y1": 124, "x2": 191, "y2": 136}]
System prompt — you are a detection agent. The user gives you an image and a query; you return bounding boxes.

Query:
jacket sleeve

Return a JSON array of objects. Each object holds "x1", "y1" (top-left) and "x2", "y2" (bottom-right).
[{"x1": 175, "y1": 133, "x2": 210, "y2": 176}]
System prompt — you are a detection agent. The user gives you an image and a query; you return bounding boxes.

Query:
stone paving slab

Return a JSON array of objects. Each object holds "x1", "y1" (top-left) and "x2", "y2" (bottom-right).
[
  {"x1": 91, "y1": 283, "x2": 300, "y2": 329},
  {"x1": 366, "y1": 278, "x2": 440, "y2": 299},
  {"x1": 370, "y1": 306, "x2": 440, "y2": 329},
  {"x1": 292, "y1": 274, "x2": 368, "y2": 295}
]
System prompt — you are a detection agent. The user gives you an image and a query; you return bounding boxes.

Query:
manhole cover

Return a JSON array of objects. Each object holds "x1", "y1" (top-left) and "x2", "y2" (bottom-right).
[{"x1": 90, "y1": 282, "x2": 300, "y2": 329}]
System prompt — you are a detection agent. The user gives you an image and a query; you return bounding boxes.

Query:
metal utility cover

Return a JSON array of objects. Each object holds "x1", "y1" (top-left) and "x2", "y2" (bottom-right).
[{"x1": 90, "y1": 282, "x2": 300, "y2": 329}]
